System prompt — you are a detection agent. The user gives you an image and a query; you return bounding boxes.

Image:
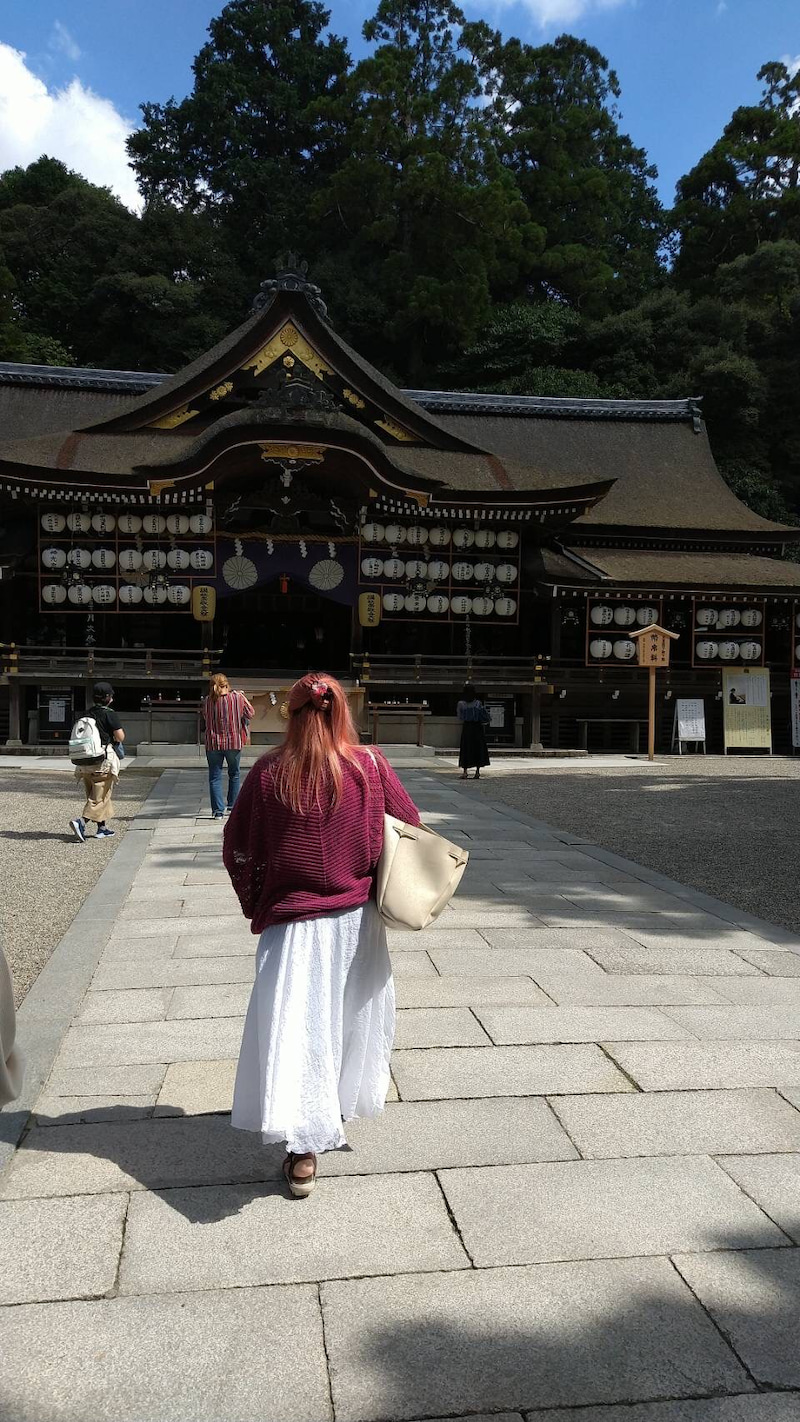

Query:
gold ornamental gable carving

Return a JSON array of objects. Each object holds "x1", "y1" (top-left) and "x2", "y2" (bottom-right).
[
  {"x1": 375, "y1": 416, "x2": 414, "y2": 442},
  {"x1": 259, "y1": 443, "x2": 325, "y2": 463},
  {"x1": 242, "y1": 322, "x2": 333, "y2": 381},
  {"x1": 150, "y1": 405, "x2": 199, "y2": 430}
]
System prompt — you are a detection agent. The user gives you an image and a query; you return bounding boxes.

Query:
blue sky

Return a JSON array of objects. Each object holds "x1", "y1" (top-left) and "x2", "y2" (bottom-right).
[{"x1": 0, "y1": 0, "x2": 797, "y2": 210}]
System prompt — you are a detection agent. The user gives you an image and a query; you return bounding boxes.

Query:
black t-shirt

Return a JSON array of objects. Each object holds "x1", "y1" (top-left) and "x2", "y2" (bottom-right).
[{"x1": 89, "y1": 704, "x2": 122, "y2": 746}]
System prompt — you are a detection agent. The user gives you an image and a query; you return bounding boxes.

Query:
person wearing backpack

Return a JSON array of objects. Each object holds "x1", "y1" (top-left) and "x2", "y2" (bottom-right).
[{"x1": 69, "y1": 681, "x2": 125, "y2": 842}]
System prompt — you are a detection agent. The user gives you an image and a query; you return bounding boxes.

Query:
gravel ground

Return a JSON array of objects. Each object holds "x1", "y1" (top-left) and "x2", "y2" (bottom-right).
[
  {"x1": 474, "y1": 755, "x2": 800, "y2": 934},
  {"x1": 0, "y1": 768, "x2": 158, "y2": 1006}
]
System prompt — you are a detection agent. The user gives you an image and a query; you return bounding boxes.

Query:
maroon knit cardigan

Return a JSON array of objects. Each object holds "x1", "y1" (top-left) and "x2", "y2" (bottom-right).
[{"x1": 222, "y1": 747, "x2": 420, "y2": 931}]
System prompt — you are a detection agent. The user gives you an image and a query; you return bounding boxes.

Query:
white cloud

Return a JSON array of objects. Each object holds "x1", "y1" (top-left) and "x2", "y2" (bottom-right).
[
  {"x1": 0, "y1": 42, "x2": 141, "y2": 211},
  {"x1": 782, "y1": 53, "x2": 800, "y2": 78},
  {"x1": 49, "y1": 21, "x2": 81, "y2": 63},
  {"x1": 469, "y1": 0, "x2": 630, "y2": 27}
]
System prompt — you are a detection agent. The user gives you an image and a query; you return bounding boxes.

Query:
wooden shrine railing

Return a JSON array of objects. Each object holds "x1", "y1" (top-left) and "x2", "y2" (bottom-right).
[
  {"x1": 350, "y1": 653, "x2": 552, "y2": 688},
  {"x1": 0, "y1": 644, "x2": 221, "y2": 683}
]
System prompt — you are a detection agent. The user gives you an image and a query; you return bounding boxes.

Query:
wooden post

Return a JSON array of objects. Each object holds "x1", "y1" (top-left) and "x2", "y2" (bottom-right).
[
  {"x1": 631, "y1": 624, "x2": 679, "y2": 762},
  {"x1": 6, "y1": 677, "x2": 22, "y2": 748},
  {"x1": 648, "y1": 664, "x2": 656, "y2": 762}
]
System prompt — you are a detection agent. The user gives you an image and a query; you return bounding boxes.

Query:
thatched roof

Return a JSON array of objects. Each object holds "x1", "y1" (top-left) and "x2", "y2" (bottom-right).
[{"x1": 562, "y1": 547, "x2": 800, "y2": 592}]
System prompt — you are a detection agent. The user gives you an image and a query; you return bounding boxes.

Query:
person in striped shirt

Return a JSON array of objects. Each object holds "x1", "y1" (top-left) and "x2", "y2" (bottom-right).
[{"x1": 203, "y1": 674, "x2": 255, "y2": 819}]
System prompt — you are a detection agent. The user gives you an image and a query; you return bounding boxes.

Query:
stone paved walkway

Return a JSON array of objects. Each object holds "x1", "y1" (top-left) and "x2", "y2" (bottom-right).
[{"x1": 2, "y1": 768, "x2": 800, "y2": 1421}]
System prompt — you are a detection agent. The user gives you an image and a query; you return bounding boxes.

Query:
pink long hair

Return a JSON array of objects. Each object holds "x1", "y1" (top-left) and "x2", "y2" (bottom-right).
[{"x1": 272, "y1": 673, "x2": 365, "y2": 814}]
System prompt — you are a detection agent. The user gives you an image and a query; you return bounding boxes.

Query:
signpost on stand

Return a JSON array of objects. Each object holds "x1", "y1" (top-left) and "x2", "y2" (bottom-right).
[{"x1": 631, "y1": 624, "x2": 679, "y2": 761}]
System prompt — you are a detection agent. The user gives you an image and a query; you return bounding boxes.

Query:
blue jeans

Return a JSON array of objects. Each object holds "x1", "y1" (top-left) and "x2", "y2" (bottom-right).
[{"x1": 207, "y1": 749, "x2": 241, "y2": 817}]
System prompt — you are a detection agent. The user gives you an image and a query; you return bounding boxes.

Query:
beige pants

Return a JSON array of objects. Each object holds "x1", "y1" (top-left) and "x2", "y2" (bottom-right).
[{"x1": 78, "y1": 768, "x2": 116, "y2": 823}]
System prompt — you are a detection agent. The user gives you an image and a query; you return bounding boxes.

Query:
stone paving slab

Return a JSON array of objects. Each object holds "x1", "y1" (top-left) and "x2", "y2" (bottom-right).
[
  {"x1": 550, "y1": 1088, "x2": 800, "y2": 1158},
  {"x1": 76, "y1": 988, "x2": 174, "y2": 1024},
  {"x1": 91, "y1": 955, "x2": 255, "y2": 990},
  {"x1": 42, "y1": 1062, "x2": 167, "y2": 1098},
  {"x1": 0, "y1": 1193, "x2": 127, "y2": 1304},
  {"x1": 603, "y1": 1042, "x2": 800, "y2": 1091},
  {"x1": 527, "y1": 972, "x2": 731, "y2": 1006},
  {"x1": 715, "y1": 1154, "x2": 800, "y2": 1242},
  {"x1": 321, "y1": 1258, "x2": 751, "y2": 1421},
  {"x1": 171, "y1": 932, "x2": 258, "y2": 958},
  {"x1": 439, "y1": 1156, "x2": 787, "y2": 1266},
  {"x1": 394, "y1": 1007, "x2": 492, "y2": 1047},
  {"x1": 387, "y1": 950, "x2": 438, "y2": 977},
  {"x1": 154, "y1": 1059, "x2": 237, "y2": 1116},
  {"x1": 168, "y1": 983, "x2": 251, "y2": 1019},
  {"x1": 0, "y1": 1285, "x2": 332, "y2": 1422},
  {"x1": 712, "y1": 977, "x2": 800, "y2": 1003},
  {"x1": 33, "y1": 1095, "x2": 156, "y2": 1127},
  {"x1": 392, "y1": 1043, "x2": 635, "y2": 1100},
  {"x1": 473, "y1": 1005, "x2": 693, "y2": 1044},
  {"x1": 394, "y1": 975, "x2": 551, "y2": 1008},
  {"x1": 664, "y1": 1006, "x2": 800, "y2": 1039},
  {"x1": 525, "y1": 1397, "x2": 800, "y2": 1421},
  {"x1": 581, "y1": 941, "x2": 761, "y2": 977},
  {"x1": 119, "y1": 1173, "x2": 469, "y2": 1294},
  {"x1": 55, "y1": 1017, "x2": 245, "y2": 1068},
  {"x1": 674, "y1": 1248, "x2": 800, "y2": 1389},
  {"x1": 427, "y1": 946, "x2": 605, "y2": 978},
  {"x1": 731, "y1": 947, "x2": 800, "y2": 975},
  {"x1": 101, "y1": 934, "x2": 180, "y2": 962}
]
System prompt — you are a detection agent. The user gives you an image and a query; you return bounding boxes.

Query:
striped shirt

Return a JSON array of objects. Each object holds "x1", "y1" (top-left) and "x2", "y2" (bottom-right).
[{"x1": 204, "y1": 690, "x2": 255, "y2": 751}]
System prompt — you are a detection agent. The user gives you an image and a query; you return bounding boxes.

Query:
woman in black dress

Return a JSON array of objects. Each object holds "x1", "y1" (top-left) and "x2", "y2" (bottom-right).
[{"x1": 457, "y1": 684, "x2": 491, "y2": 780}]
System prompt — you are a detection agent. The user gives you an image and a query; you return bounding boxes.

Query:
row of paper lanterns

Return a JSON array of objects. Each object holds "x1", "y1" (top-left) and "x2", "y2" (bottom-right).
[
  {"x1": 42, "y1": 584, "x2": 193, "y2": 606},
  {"x1": 696, "y1": 607, "x2": 763, "y2": 628},
  {"x1": 361, "y1": 557, "x2": 517, "y2": 584},
  {"x1": 696, "y1": 641, "x2": 763, "y2": 661},
  {"x1": 41, "y1": 511, "x2": 213, "y2": 536},
  {"x1": 362, "y1": 523, "x2": 519, "y2": 550},
  {"x1": 590, "y1": 604, "x2": 658, "y2": 627},
  {"x1": 43, "y1": 547, "x2": 214, "y2": 572},
  {"x1": 382, "y1": 592, "x2": 517, "y2": 616}
]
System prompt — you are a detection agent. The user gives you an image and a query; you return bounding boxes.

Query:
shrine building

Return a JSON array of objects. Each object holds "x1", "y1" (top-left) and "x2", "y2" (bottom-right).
[{"x1": 1, "y1": 264, "x2": 799, "y2": 754}]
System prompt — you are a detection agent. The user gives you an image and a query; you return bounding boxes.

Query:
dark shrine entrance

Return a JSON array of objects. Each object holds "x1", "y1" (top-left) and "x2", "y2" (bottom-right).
[{"x1": 217, "y1": 585, "x2": 353, "y2": 674}]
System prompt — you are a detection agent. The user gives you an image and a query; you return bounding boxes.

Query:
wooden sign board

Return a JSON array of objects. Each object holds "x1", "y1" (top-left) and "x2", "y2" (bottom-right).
[
  {"x1": 192, "y1": 585, "x2": 216, "y2": 623},
  {"x1": 358, "y1": 591, "x2": 381, "y2": 628},
  {"x1": 631, "y1": 623, "x2": 679, "y2": 668}
]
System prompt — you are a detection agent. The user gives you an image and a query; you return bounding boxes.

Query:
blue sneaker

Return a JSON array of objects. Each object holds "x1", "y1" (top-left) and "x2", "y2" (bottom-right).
[
  {"x1": 95, "y1": 827, "x2": 115, "y2": 839},
  {"x1": 70, "y1": 818, "x2": 86, "y2": 843}
]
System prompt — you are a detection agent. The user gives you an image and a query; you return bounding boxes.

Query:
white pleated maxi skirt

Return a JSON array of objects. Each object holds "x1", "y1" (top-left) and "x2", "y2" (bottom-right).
[{"x1": 231, "y1": 899, "x2": 394, "y2": 1155}]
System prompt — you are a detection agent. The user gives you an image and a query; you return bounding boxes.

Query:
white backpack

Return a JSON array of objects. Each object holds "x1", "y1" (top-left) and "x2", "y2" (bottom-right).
[{"x1": 69, "y1": 715, "x2": 105, "y2": 766}]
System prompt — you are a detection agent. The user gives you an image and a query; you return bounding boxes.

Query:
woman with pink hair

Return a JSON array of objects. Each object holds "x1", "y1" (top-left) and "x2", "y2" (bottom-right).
[{"x1": 223, "y1": 673, "x2": 420, "y2": 1197}]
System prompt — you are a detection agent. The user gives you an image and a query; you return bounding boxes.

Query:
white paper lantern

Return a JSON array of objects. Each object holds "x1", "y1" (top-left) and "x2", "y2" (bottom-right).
[
  {"x1": 68, "y1": 583, "x2": 91, "y2": 605},
  {"x1": 427, "y1": 594, "x2": 449, "y2": 614},
  {"x1": 472, "y1": 596, "x2": 494, "y2": 616},
  {"x1": 427, "y1": 526, "x2": 450, "y2": 546},
  {"x1": 452, "y1": 528, "x2": 475, "y2": 549},
  {"x1": 142, "y1": 513, "x2": 166, "y2": 535},
  {"x1": 361, "y1": 557, "x2": 383, "y2": 578},
  {"x1": 495, "y1": 598, "x2": 517, "y2": 617},
  {"x1": 406, "y1": 525, "x2": 428, "y2": 546},
  {"x1": 189, "y1": 513, "x2": 213, "y2": 536},
  {"x1": 361, "y1": 522, "x2": 385, "y2": 543},
  {"x1": 739, "y1": 641, "x2": 761, "y2": 661},
  {"x1": 718, "y1": 640, "x2": 740, "y2": 660},
  {"x1": 404, "y1": 560, "x2": 428, "y2": 579},
  {"x1": 382, "y1": 592, "x2": 405, "y2": 612},
  {"x1": 718, "y1": 608, "x2": 741, "y2": 628},
  {"x1": 119, "y1": 584, "x2": 143, "y2": 605},
  {"x1": 143, "y1": 549, "x2": 167, "y2": 571},
  {"x1": 474, "y1": 529, "x2": 496, "y2": 549},
  {"x1": 696, "y1": 607, "x2": 718, "y2": 627},
  {"x1": 496, "y1": 564, "x2": 517, "y2": 585},
  {"x1": 67, "y1": 548, "x2": 91, "y2": 570},
  {"x1": 404, "y1": 592, "x2": 427, "y2": 613},
  {"x1": 383, "y1": 558, "x2": 405, "y2": 579},
  {"x1": 614, "y1": 605, "x2": 636, "y2": 627},
  {"x1": 91, "y1": 512, "x2": 116, "y2": 534},
  {"x1": 496, "y1": 529, "x2": 519, "y2": 550},
  {"x1": 166, "y1": 514, "x2": 190, "y2": 536},
  {"x1": 42, "y1": 547, "x2": 67, "y2": 569},
  {"x1": 452, "y1": 562, "x2": 474, "y2": 582},
  {"x1": 144, "y1": 585, "x2": 168, "y2": 605},
  {"x1": 190, "y1": 549, "x2": 214, "y2": 571},
  {"x1": 42, "y1": 583, "x2": 67, "y2": 605},
  {"x1": 385, "y1": 524, "x2": 406, "y2": 545},
  {"x1": 696, "y1": 640, "x2": 719, "y2": 660},
  {"x1": 91, "y1": 548, "x2": 116, "y2": 570},
  {"x1": 450, "y1": 595, "x2": 473, "y2": 615},
  {"x1": 67, "y1": 512, "x2": 91, "y2": 533},
  {"x1": 119, "y1": 548, "x2": 143, "y2": 572},
  {"x1": 613, "y1": 638, "x2": 637, "y2": 659},
  {"x1": 590, "y1": 604, "x2": 614, "y2": 626},
  {"x1": 92, "y1": 584, "x2": 116, "y2": 605},
  {"x1": 167, "y1": 548, "x2": 191, "y2": 571},
  {"x1": 474, "y1": 562, "x2": 494, "y2": 583},
  {"x1": 167, "y1": 584, "x2": 191, "y2": 606},
  {"x1": 41, "y1": 512, "x2": 66, "y2": 534},
  {"x1": 427, "y1": 560, "x2": 450, "y2": 581},
  {"x1": 117, "y1": 513, "x2": 142, "y2": 535},
  {"x1": 636, "y1": 606, "x2": 658, "y2": 627},
  {"x1": 740, "y1": 608, "x2": 762, "y2": 628},
  {"x1": 589, "y1": 638, "x2": 612, "y2": 659}
]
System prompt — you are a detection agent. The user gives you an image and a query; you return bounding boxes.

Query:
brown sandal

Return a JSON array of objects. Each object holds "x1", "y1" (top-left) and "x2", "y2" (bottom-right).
[{"x1": 282, "y1": 1152, "x2": 317, "y2": 1198}]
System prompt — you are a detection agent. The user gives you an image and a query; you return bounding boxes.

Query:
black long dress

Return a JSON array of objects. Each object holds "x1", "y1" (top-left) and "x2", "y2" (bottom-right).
[{"x1": 457, "y1": 700, "x2": 491, "y2": 771}]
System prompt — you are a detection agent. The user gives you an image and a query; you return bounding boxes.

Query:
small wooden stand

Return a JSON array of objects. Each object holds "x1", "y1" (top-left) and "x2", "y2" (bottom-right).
[{"x1": 630, "y1": 625, "x2": 679, "y2": 762}]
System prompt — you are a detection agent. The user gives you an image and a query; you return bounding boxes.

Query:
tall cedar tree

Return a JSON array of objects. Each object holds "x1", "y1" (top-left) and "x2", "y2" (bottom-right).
[
  {"x1": 466, "y1": 29, "x2": 667, "y2": 311},
  {"x1": 314, "y1": 0, "x2": 541, "y2": 379},
  {"x1": 127, "y1": 0, "x2": 350, "y2": 265}
]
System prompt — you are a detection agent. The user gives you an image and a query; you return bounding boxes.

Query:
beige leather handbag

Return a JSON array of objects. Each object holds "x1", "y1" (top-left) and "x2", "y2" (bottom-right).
[{"x1": 375, "y1": 815, "x2": 469, "y2": 931}]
